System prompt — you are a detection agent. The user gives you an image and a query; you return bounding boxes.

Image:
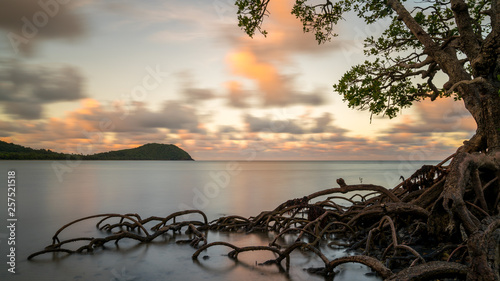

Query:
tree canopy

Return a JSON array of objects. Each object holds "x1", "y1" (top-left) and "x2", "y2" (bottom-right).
[{"x1": 236, "y1": 1, "x2": 499, "y2": 149}]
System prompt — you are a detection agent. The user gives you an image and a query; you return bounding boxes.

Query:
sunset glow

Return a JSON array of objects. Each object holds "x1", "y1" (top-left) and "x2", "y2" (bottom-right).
[{"x1": 0, "y1": 0, "x2": 475, "y2": 160}]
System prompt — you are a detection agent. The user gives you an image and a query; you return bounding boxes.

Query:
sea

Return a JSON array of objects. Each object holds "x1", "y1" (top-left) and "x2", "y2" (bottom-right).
[{"x1": 0, "y1": 160, "x2": 438, "y2": 281}]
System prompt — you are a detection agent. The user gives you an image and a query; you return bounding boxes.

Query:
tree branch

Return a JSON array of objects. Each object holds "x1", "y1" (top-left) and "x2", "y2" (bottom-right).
[
  {"x1": 386, "y1": 0, "x2": 439, "y2": 50},
  {"x1": 450, "y1": 0, "x2": 481, "y2": 59},
  {"x1": 445, "y1": 77, "x2": 489, "y2": 95},
  {"x1": 492, "y1": 0, "x2": 500, "y2": 34},
  {"x1": 397, "y1": 56, "x2": 434, "y2": 69}
]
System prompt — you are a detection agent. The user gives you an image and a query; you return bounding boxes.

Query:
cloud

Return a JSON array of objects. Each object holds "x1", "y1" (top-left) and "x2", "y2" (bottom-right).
[
  {"x1": 175, "y1": 71, "x2": 217, "y2": 104},
  {"x1": 378, "y1": 98, "x2": 476, "y2": 152},
  {"x1": 243, "y1": 112, "x2": 347, "y2": 136},
  {"x1": 0, "y1": 98, "x2": 208, "y2": 154},
  {"x1": 96, "y1": 1, "x2": 222, "y2": 43},
  {"x1": 220, "y1": 0, "x2": 341, "y2": 60},
  {"x1": 221, "y1": 0, "x2": 340, "y2": 108},
  {"x1": 383, "y1": 98, "x2": 476, "y2": 136},
  {"x1": 312, "y1": 113, "x2": 334, "y2": 133},
  {"x1": 0, "y1": 61, "x2": 86, "y2": 119},
  {"x1": 218, "y1": 125, "x2": 239, "y2": 133},
  {"x1": 83, "y1": 100, "x2": 204, "y2": 134},
  {"x1": 140, "y1": 101, "x2": 202, "y2": 132},
  {"x1": 149, "y1": 29, "x2": 208, "y2": 42},
  {"x1": 244, "y1": 114, "x2": 304, "y2": 134},
  {"x1": 225, "y1": 80, "x2": 251, "y2": 108},
  {"x1": 0, "y1": 96, "x2": 466, "y2": 160},
  {"x1": 0, "y1": 0, "x2": 87, "y2": 54},
  {"x1": 3, "y1": 101, "x2": 43, "y2": 120},
  {"x1": 35, "y1": 66, "x2": 84, "y2": 101},
  {"x1": 309, "y1": 113, "x2": 348, "y2": 135},
  {"x1": 226, "y1": 49, "x2": 326, "y2": 107}
]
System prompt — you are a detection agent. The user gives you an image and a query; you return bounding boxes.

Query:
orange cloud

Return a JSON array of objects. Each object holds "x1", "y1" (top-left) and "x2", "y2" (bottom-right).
[
  {"x1": 223, "y1": 1, "x2": 330, "y2": 107},
  {"x1": 226, "y1": 50, "x2": 291, "y2": 105},
  {"x1": 75, "y1": 98, "x2": 101, "y2": 115},
  {"x1": 0, "y1": 98, "x2": 205, "y2": 154},
  {"x1": 237, "y1": 0, "x2": 337, "y2": 58},
  {"x1": 227, "y1": 50, "x2": 277, "y2": 82}
]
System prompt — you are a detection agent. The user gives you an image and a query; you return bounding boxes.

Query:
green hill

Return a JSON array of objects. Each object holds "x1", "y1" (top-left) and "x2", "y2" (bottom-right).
[
  {"x1": 0, "y1": 141, "x2": 193, "y2": 160},
  {"x1": 85, "y1": 143, "x2": 193, "y2": 160},
  {"x1": 0, "y1": 141, "x2": 68, "y2": 160}
]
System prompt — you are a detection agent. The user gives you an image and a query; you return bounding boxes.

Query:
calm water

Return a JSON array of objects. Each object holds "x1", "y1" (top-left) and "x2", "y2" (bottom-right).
[{"x1": 0, "y1": 160, "x2": 437, "y2": 281}]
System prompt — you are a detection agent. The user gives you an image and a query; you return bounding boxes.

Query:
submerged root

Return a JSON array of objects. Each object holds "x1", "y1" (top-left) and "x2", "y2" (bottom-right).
[
  {"x1": 28, "y1": 210, "x2": 209, "y2": 260},
  {"x1": 28, "y1": 151, "x2": 500, "y2": 281}
]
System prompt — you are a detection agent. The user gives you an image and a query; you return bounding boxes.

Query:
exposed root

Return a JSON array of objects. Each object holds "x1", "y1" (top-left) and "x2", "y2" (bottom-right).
[
  {"x1": 28, "y1": 151, "x2": 500, "y2": 281},
  {"x1": 386, "y1": 261, "x2": 468, "y2": 281},
  {"x1": 326, "y1": 255, "x2": 393, "y2": 279},
  {"x1": 192, "y1": 241, "x2": 282, "y2": 262},
  {"x1": 28, "y1": 210, "x2": 209, "y2": 260}
]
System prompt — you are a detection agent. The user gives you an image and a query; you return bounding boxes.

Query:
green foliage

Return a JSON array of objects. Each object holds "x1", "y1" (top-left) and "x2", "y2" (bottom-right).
[
  {"x1": 333, "y1": 59, "x2": 417, "y2": 118},
  {"x1": 86, "y1": 143, "x2": 193, "y2": 160},
  {"x1": 235, "y1": 0, "x2": 492, "y2": 118},
  {"x1": 290, "y1": 0, "x2": 346, "y2": 44},
  {"x1": 235, "y1": 0, "x2": 270, "y2": 38},
  {"x1": 0, "y1": 141, "x2": 193, "y2": 160}
]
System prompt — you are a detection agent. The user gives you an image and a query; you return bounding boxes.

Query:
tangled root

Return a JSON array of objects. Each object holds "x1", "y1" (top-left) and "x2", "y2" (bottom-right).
[{"x1": 29, "y1": 151, "x2": 500, "y2": 281}]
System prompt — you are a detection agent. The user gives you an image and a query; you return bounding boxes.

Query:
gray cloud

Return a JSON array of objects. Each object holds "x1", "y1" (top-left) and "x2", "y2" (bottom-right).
[
  {"x1": 256, "y1": 73, "x2": 327, "y2": 107},
  {"x1": 174, "y1": 71, "x2": 217, "y2": 104},
  {"x1": 382, "y1": 99, "x2": 476, "y2": 137},
  {"x1": 151, "y1": 101, "x2": 201, "y2": 132},
  {"x1": 244, "y1": 114, "x2": 274, "y2": 133},
  {"x1": 311, "y1": 113, "x2": 336, "y2": 133},
  {"x1": 292, "y1": 91, "x2": 325, "y2": 106},
  {"x1": 184, "y1": 88, "x2": 216, "y2": 102},
  {"x1": 243, "y1": 113, "x2": 348, "y2": 135},
  {"x1": 0, "y1": 61, "x2": 86, "y2": 119},
  {"x1": 0, "y1": 99, "x2": 206, "y2": 151},
  {"x1": 226, "y1": 82, "x2": 251, "y2": 108},
  {"x1": 93, "y1": 100, "x2": 203, "y2": 134},
  {"x1": 33, "y1": 66, "x2": 84, "y2": 101},
  {"x1": 3, "y1": 101, "x2": 43, "y2": 120},
  {"x1": 0, "y1": 0, "x2": 87, "y2": 55},
  {"x1": 218, "y1": 125, "x2": 238, "y2": 133}
]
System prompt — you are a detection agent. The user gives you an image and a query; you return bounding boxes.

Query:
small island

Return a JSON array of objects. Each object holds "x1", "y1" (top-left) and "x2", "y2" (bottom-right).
[{"x1": 0, "y1": 141, "x2": 193, "y2": 160}]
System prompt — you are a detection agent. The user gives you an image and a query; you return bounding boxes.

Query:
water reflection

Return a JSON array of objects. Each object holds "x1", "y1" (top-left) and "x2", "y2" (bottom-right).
[{"x1": 0, "y1": 160, "x2": 436, "y2": 281}]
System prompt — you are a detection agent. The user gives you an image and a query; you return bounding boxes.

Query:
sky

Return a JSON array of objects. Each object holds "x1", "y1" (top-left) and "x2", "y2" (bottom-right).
[{"x1": 0, "y1": 0, "x2": 477, "y2": 160}]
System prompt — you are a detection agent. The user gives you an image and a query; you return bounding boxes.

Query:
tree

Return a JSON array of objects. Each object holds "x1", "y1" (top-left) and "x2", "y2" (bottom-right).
[{"x1": 236, "y1": 1, "x2": 499, "y2": 280}]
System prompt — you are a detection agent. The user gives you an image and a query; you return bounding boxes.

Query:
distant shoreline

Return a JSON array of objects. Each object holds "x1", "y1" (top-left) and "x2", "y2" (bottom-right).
[{"x1": 0, "y1": 141, "x2": 194, "y2": 161}]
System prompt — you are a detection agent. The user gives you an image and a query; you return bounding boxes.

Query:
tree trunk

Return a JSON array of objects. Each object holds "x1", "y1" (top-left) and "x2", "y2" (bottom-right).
[
  {"x1": 427, "y1": 79, "x2": 500, "y2": 280},
  {"x1": 479, "y1": 93, "x2": 500, "y2": 152}
]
